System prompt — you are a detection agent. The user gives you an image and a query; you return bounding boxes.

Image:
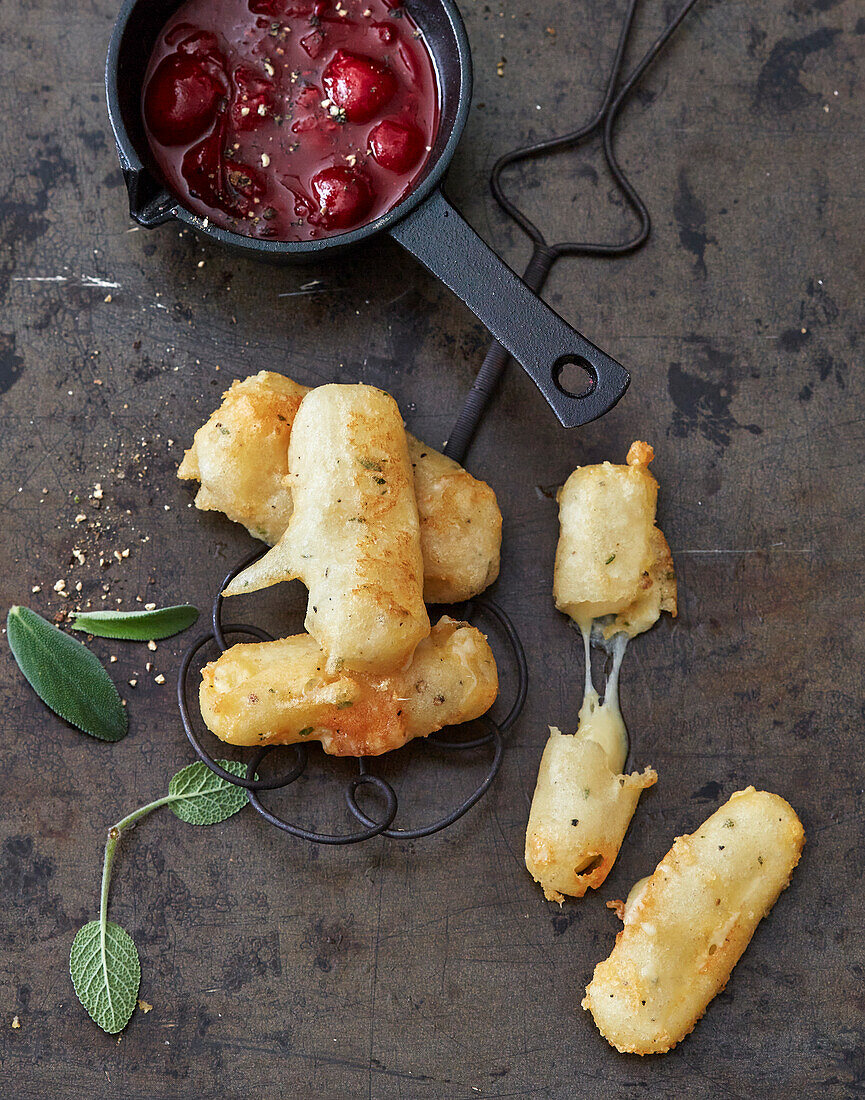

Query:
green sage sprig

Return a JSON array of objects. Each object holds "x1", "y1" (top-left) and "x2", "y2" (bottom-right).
[{"x1": 69, "y1": 760, "x2": 250, "y2": 1034}]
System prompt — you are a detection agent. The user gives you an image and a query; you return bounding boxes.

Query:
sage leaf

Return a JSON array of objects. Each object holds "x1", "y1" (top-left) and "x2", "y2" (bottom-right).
[
  {"x1": 70, "y1": 604, "x2": 199, "y2": 642},
  {"x1": 70, "y1": 919, "x2": 141, "y2": 1034},
  {"x1": 168, "y1": 759, "x2": 250, "y2": 825},
  {"x1": 6, "y1": 606, "x2": 128, "y2": 742}
]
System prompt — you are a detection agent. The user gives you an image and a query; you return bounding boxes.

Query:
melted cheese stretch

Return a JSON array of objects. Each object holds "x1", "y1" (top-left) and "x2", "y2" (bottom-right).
[
  {"x1": 577, "y1": 627, "x2": 628, "y2": 772},
  {"x1": 583, "y1": 788, "x2": 805, "y2": 1055},
  {"x1": 524, "y1": 629, "x2": 656, "y2": 902},
  {"x1": 526, "y1": 442, "x2": 677, "y2": 903}
]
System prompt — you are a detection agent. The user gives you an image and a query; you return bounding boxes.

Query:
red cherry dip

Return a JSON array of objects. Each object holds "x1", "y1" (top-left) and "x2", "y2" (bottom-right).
[{"x1": 142, "y1": 0, "x2": 440, "y2": 240}]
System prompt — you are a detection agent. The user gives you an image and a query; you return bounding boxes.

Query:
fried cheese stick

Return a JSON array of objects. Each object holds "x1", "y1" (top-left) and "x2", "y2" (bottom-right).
[
  {"x1": 200, "y1": 616, "x2": 498, "y2": 756},
  {"x1": 582, "y1": 787, "x2": 804, "y2": 1054},
  {"x1": 223, "y1": 383, "x2": 429, "y2": 673}
]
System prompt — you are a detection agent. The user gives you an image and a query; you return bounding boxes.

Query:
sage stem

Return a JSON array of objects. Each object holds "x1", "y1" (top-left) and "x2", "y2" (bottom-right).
[{"x1": 99, "y1": 796, "x2": 175, "y2": 932}]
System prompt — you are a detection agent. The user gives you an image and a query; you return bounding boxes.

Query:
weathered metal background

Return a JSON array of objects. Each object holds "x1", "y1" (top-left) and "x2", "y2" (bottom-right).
[{"x1": 1, "y1": 0, "x2": 862, "y2": 1095}]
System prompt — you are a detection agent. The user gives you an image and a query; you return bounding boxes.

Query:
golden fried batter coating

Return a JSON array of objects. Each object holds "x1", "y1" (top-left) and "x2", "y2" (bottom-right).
[
  {"x1": 409, "y1": 438, "x2": 501, "y2": 603},
  {"x1": 177, "y1": 372, "x2": 307, "y2": 545},
  {"x1": 525, "y1": 722, "x2": 656, "y2": 903},
  {"x1": 199, "y1": 616, "x2": 498, "y2": 756},
  {"x1": 582, "y1": 787, "x2": 805, "y2": 1054},
  {"x1": 224, "y1": 384, "x2": 429, "y2": 674},
  {"x1": 554, "y1": 441, "x2": 677, "y2": 637}
]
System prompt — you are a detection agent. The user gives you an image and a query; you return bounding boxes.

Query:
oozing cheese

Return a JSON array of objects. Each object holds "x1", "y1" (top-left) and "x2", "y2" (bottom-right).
[
  {"x1": 526, "y1": 442, "x2": 677, "y2": 904},
  {"x1": 524, "y1": 628, "x2": 656, "y2": 903}
]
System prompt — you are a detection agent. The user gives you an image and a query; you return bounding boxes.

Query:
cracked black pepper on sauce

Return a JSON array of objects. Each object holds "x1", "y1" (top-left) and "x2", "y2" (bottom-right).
[{"x1": 142, "y1": 0, "x2": 440, "y2": 240}]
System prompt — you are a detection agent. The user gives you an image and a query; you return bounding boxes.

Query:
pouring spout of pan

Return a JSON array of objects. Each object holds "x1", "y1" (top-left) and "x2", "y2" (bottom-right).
[{"x1": 389, "y1": 188, "x2": 629, "y2": 429}]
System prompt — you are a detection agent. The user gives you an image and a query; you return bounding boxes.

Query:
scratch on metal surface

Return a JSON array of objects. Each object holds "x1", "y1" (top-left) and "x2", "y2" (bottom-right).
[
  {"x1": 276, "y1": 288, "x2": 335, "y2": 298},
  {"x1": 13, "y1": 275, "x2": 122, "y2": 289}
]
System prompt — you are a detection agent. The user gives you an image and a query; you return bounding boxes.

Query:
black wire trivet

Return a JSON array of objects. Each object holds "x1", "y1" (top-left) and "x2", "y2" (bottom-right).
[
  {"x1": 445, "y1": 0, "x2": 700, "y2": 463},
  {"x1": 178, "y1": 550, "x2": 528, "y2": 844},
  {"x1": 177, "y1": 0, "x2": 698, "y2": 843}
]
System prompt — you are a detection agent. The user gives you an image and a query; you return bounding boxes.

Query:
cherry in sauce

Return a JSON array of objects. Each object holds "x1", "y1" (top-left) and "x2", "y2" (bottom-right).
[
  {"x1": 322, "y1": 49, "x2": 397, "y2": 123},
  {"x1": 368, "y1": 117, "x2": 424, "y2": 173},
  {"x1": 310, "y1": 164, "x2": 373, "y2": 228},
  {"x1": 144, "y1": 54, "x2": 226, "y2": 145},
  {"x1": 141, "y1": 0, "x2": 440, "y2": 241}
]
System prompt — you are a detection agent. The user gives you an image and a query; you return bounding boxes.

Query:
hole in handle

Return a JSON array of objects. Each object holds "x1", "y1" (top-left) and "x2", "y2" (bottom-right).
[{"x1": 554, "y1": 355, "x2": 597, "y2": 399}]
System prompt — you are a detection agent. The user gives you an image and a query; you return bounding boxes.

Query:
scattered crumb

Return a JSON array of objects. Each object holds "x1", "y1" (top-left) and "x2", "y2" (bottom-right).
[
  {"x1": 138, "y1": 999, "x2": 153, "y2": 1014},
  {"x1": 128, "y1": 679, "x2": 138, "y2": 688},
  {"x1": 11, "y1": 1016, "x2": 20, "y2": 1029},
  {"x1": 154, "y1": 674, "x2": 165, "y2": 685},
  {"x1": 147, "y1": 640, "x2": 157, "y2": 652}
]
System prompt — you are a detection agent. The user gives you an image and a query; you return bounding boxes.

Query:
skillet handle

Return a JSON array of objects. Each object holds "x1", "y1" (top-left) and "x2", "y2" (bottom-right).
[{"x1": 388, "y1": 188, "x2": 629, "y2": 428}]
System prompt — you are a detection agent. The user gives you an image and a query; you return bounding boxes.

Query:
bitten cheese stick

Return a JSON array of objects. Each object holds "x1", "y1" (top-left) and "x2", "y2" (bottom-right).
[
  {"x1": 525, "y1": 731, "x2": 656, "y2": 902},
  {"x1": 199, "y1": 617, "x2": 498, "y2": 756},
  {"x1": 553, "y1": 441, "x2": 676, "y2": 637},
  {"x1": 224, "y1": 384, "x2": 429, "y2": 673},
  {"x1": 526, "y1": 444, "x2": 677, "y2": 903},
  {"x1": 582, "y1": 787, "x2": 805, "y2": 1055},
  {"x1": 177, "y1": 371, "x2": 501, "y2": 603},
  {"x1": 525, "y1": 634, "x2": 656, "y2": 902}
]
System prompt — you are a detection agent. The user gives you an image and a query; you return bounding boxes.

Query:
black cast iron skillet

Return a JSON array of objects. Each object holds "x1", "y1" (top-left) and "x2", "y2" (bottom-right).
[{"x1": 105, "y1": 0, "x2": 630, "y2": 428}]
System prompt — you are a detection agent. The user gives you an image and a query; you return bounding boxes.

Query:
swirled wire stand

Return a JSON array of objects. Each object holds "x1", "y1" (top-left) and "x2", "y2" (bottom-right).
[{"x1": 178, "y1": 551, "x2": 528, "y2": 844}]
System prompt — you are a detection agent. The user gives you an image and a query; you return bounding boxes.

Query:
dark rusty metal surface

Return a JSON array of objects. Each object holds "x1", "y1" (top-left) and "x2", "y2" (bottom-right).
[{"x1": 0, "y1": 0, "x2": 863, "y2": 1096}]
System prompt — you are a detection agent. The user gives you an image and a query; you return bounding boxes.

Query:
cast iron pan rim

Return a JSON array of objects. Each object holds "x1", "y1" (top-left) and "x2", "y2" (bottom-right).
[{"x1": 104, "y1": 0, "x2": 473, "y2": 254}]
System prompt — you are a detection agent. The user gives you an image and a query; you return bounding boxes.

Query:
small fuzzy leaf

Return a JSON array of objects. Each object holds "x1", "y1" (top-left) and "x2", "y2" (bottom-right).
[
  {"x1": 70, "y1": 919, "x2": 141, "y2": 1034},
  {"x1": 70, "y1": 604, "x2": 199, "y2": 642},
  {"x1": 168, "y1": 759, "x2": 250, "y2": 825},
  {"x1": 7, "y1": 606, "x2": 128, "y2": 742}
]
